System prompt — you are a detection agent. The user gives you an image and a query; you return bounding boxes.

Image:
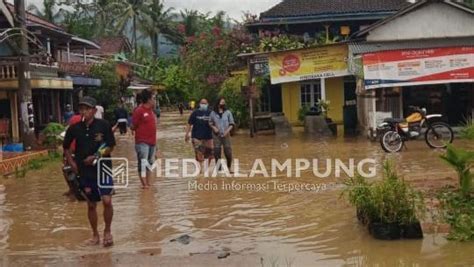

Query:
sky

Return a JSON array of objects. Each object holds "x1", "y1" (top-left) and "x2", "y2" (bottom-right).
[{"x1": 17, "y1": 0, "x2": 283, "y2": 21}]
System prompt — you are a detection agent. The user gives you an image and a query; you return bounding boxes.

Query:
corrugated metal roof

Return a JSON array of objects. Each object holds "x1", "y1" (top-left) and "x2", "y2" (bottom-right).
[{"x1": 349, "y1": 37, "x2": 474, "y2": 54}]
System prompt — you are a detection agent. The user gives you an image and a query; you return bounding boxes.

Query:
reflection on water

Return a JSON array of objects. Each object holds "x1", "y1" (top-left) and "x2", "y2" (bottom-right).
[{"x1": 1, "y1": 112, "x2": 474, "y2": 266}]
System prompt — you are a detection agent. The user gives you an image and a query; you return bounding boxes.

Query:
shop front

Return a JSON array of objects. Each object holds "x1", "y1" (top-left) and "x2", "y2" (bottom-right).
[
  {"x1": 267, "y1": 44, "x2": 358, "y2": 134},
  {"x1": 359, "y1": 46, "x2": 474, "y2": 136}
]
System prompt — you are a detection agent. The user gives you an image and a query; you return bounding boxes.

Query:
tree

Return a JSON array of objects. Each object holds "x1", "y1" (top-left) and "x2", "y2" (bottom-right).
[
  {"x1": 59, "y1": 0, "x2": 120, "y2": 38},
  {"x1": 27, "y1": 0, "x2": 64, "y2": 23},
  {"x1": 113, "y1": 0, "x2": 146, "y2": 57},
  {"x1": 139, "y1": 0, "x2": 181, "y2": 59}
]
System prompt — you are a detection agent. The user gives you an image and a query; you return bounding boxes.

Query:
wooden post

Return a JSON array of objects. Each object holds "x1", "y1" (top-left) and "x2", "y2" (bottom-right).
[
  {"x1": 247, "y1": 58, "x2": 254, "y2": 138},
  {"x1": 67, "y1": 42, "x2": 70, "y2": 63},
  {"x1": 15, "y1": 0, "x2": 36, "y2": 149}
]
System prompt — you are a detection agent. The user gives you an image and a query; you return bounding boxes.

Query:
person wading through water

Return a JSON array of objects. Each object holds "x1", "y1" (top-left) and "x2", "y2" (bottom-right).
[
  {"x1": 185, "y1": 98, "x2": 214, "y2": 173},
  {"x1": 131, "y1": 90, "x2": 158, "y2": 189},
  {"x1": 210, "y1": 97, "x2": 235, "y2": 172},
  {"x1": 63, "y1": 96, "x2": 116, "y2": 247}
]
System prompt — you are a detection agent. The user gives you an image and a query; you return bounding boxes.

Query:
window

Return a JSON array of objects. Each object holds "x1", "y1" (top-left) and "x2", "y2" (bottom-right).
[{"x1": 300, "y1": 81, "x2": 321, "y2": 107}]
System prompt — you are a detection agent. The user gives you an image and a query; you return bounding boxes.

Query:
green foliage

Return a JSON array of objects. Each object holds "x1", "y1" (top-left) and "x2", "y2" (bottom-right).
[
  {"x1": 89, "y1": 61, "x2": 123, "y2": 121},
  {"x1": 242, "y1": 31, "x2": 345, "y2": 54},
  {"x1": 41, "y1": 123, "x2": 65, "y2": 148},
  {"x1": 440, "y1": 144, "x2": 474, "y2": 197},
  {"x1": 297, "y1": 105, "x2": 309, "y2": 123},
  {"x1": 460, "y1": 120, "x2": 474, "y2": 140},
  {"x1": 162, "y1": 65, "x2": 194, "y2": 104},
  {"x1": 317, "y1": 99, "x2": 330, "y2": 118},
  {"x1": 438, "y1": 190, "x2": 474, "y2": 241},
  {"x1": 342, "y1": 161, "x2": 425, "y2": 225},
  {"x1": 181, "y1": 25, "x2": 241, "y2": 102},
  {"x1": 219, "y1": 75, "x2": 249, "y2": 127}
]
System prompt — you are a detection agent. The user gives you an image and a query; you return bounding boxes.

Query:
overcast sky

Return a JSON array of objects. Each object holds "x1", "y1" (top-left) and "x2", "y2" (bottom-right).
[{"x1": 17, "y1": 0, "x2": 282, "y2": 21}]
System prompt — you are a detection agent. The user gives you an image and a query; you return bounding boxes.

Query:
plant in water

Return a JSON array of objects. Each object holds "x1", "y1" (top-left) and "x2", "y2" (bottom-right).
[
  {"x1": 297, "y1": 105, "x2": 310, "y2": 123},
  {"x1": 438, "y1": 143, "x2": 474, "y2": 241},
  {"x1": 439, "y1": 144, "x2": 474, "y2": 197},
  {"x1": 460, "y1": 119, "x2": 474, "y2": 140},
  {"x1": 438, "y1": 190, "x2": 474, "y2": 241},
  {"x1": 41, "y1": 123, "x2": 66, "y2": 149},
  {"x1": 342, "y1": 161, "x2": 425, "y2": 239}
]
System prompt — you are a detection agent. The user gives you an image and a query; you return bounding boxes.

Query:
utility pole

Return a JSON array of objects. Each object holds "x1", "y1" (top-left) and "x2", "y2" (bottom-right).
[{"x1": 15, "y1": 0, "x2": 37, "y2": 149}]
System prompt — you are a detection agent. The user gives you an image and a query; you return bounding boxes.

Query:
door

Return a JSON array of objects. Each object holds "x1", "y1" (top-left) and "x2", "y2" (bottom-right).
[
  {"x1": 270, "y1": 84, "x2": 282, "y2": 113},
  {"x1": 343, "y1": 78, "x2": 358, "y2": 135}
]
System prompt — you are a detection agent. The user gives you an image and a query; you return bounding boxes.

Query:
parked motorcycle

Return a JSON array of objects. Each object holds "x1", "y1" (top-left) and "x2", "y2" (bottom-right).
[{"x1": 377, "y1": 106, "x2": 453, "y2": 153}]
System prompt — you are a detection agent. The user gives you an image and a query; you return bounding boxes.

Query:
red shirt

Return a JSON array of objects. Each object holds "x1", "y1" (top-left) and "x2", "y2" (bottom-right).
[
  {"x1": 69, "y1": 115, "x2": 82, "y2": 152},
  {"x1": 132, "y1": 105, "x2": 157, "y2": 145}
]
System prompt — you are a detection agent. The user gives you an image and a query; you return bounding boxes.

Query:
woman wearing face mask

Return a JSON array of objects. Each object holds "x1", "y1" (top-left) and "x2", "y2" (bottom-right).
[
  {"x1": 185, "y1": 99, "x2": 214, "y2": 167},
  {"x1": 210, "y1": 97, "x2": 235, "y2": 171}
]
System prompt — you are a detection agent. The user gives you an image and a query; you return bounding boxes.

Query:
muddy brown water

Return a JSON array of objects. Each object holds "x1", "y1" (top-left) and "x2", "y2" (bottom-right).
[{"x1": 1, "y1": 112, "x2": 473, "y2": 266}]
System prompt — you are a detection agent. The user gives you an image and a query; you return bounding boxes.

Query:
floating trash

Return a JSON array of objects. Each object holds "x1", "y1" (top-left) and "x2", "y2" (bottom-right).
[{"x1": 170, "y1": 234, "x2": 191, "y2": 245}]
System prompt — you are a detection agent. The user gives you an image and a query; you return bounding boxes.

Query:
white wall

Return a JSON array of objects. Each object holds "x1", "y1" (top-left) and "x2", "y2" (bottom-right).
[{"x1": 367, "y1": 3, "x2": 474, "y2": 41}]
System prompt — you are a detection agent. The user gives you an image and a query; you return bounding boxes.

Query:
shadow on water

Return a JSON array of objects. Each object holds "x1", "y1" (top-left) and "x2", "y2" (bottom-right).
[{"x1": 1, "y1": 111, "x2": 473, "y2": 266}]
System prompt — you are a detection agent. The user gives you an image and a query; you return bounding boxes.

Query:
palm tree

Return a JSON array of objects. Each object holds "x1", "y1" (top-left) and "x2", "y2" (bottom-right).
[
  {"x1": 60, "y1": 0, "x2": 119, "y2": 38},
  {"x1": 27, "y1": 0, "x2": 64, "y2": 23},
  {"x1": 139, "y1": 0, "x2": 181, "y2": 59},
  {"x1": 179, "y1": 9, "x2": 207, "y2": 37},
  {"x1": 113, "y1": 0, "x2": 146, "y2": 57}
]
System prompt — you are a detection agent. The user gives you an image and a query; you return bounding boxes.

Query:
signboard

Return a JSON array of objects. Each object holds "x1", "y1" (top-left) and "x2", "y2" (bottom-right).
[
  {"x1": 363, "y1": 47, "x2": 474, "y2": 89},
  {"x1": 268, "y1": 44, "x2": 349, "y2": 84}
]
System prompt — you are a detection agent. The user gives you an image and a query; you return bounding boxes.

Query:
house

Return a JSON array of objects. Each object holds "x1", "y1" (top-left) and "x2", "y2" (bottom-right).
[
  {"x1": 0, "y1": 1, "x2": 100, "y2": 141},
  {"x1": 245, "y1": 0, "x2": 412, "y2": 135},
  {"x1": 349, "y1": 0, "x2": 474, "y2": 137}
]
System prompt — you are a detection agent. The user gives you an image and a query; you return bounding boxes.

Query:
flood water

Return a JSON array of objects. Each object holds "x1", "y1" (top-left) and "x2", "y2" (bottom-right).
[{"x1": 1, "y1": 112, "x2": 473, "y2": 266}]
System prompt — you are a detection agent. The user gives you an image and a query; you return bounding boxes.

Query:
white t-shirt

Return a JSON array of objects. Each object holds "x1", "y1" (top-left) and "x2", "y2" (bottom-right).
[{"x1": 95, "y1": 105, "x2": 104, "y2": 119}]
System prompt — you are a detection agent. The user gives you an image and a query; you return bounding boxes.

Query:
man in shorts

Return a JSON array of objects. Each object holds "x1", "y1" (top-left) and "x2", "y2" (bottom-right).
[
  {"x1": 63, "y1": 96, "x2": 116, "y2": 247},
  {"x1": 185, "y1": 98, "x2": 214, "y2": 170}
]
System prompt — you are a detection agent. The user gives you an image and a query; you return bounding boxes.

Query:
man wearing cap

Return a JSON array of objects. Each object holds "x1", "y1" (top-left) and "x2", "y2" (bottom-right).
[{"x1": 63, "y1": 96, "x2": 116, "y2": 247}]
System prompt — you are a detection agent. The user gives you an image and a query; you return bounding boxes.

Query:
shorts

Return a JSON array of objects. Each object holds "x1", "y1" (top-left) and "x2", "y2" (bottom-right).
[
  {"x1": 79, "y1": 160, "x2": 114, "y2": 202},
  {"x1": 135, "y1": 143, "x2": 156, "y2": 176},
  {"x1": 79, "y1": 175, "x2": 114, "y2": 202},
  {"x1": 192, "y1": 138, "x2": 214, "y2": 162}
]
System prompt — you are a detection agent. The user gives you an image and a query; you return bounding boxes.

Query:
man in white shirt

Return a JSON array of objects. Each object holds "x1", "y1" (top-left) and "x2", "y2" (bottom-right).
[{"x1": 95, "y1": 105, "x2": 104, "y2": 119}]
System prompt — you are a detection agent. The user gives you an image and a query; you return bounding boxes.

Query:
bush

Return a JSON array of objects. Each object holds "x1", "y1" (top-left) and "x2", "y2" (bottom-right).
[
  {"x1": 460, "y1": 120, "x2": 474, "y2": 140},
  {"x1": 438, "y1": 190, "x2": 474, "y2": 241},
  {"x1": 297, "y1": 105, "x2": 310, "y2": 122},
  {"x1": 41, "y1": 123, "x2": 66, "y2": 148},
  {"x1": 342, "y1": 161, "x2": 425, "y2": 225},
  {"x1": 440, "y1": 144, "x2": 474, "y2": 197}
]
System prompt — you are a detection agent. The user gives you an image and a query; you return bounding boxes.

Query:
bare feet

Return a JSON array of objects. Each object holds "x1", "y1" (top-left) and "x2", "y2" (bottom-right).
[
  {"x1": 84, "y1": 235, "x2": 100, "y2": 246},
  {"x1": 103, "y1": 232, "x2": 114, "y2": 247}
]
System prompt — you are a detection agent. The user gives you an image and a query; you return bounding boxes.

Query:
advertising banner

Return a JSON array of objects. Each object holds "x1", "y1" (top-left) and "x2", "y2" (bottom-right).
[
  {"x1": 268, "y1": 45, "x2": 349, "y2": 84},
  {"x1": 363, "y1": 47, "x2": 474, "y2": 89}
]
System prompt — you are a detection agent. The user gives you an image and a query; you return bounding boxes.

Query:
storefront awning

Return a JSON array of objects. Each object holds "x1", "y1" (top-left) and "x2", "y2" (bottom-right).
[
  {"x1": 0, "y1": 78, "x2": 73, "y2": 90},
  {"x1": 71, "y1": 76, "x2": 101, "y2": 87}
]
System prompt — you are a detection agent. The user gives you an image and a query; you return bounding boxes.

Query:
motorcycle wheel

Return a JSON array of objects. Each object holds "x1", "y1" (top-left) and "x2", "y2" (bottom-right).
[
  {"x1": 380, "y1": 130, "x2": 403, "y2": 153},
  {"x1": 425, "y1": 122, "x2": 453, "y2": 149}
]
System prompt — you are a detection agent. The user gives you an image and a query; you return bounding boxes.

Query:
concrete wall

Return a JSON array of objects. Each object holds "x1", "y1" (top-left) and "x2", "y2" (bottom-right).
[
  {"x1": 367, "y1": 3, "x2": 474, "y2": 41},
  {"x1": 325, "y1": 77, "x2": 344, "y2": 123}
]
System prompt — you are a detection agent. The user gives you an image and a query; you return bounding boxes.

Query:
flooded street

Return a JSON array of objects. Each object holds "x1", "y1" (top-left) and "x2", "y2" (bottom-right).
[{"x1": 1, "y1": 112, "x2": 474, "y2": 266}]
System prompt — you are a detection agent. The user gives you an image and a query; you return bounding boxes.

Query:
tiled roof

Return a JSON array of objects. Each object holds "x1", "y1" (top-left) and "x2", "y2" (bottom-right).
[
  {"x1": 5, "y1": 2, "x2": 64, "y2": 31},
  {"x1": 261, "y1": 0, "x2": 412, "y2": 18},
  {"x1": 87, "y1": 37, "x2": 132, "y2": 56}
]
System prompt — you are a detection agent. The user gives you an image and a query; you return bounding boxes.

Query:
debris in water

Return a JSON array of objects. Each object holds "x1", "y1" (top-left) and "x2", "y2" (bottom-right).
[
  {"x1": 170, "y1": 234, "x2": 191, "y2": 245},
  {"x1": 217, "y1": 251, "x2": 230, "y2": 259}
]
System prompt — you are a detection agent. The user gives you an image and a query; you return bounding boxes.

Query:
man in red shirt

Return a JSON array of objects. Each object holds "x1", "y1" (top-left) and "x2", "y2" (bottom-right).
[
  {"x1": 62, "y1": 113, "x2": 83, "y2": 197},
  {"x1": 131, "y1": 90, "x2": 157, "y2": 189}
]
